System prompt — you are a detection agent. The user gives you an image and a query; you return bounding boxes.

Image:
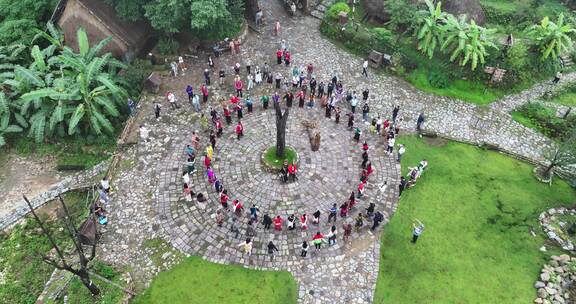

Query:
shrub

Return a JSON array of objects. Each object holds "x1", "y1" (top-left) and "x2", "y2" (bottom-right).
[
  {"x1": 122, "y1": 59, "x2": 152, "y2": 98},
  {"x1": 517, "y1": 102, "x2": 576, "y2": 139},
  {"x1": 326, "y1": 2, "x2": 350, "y2": 21},
  {"x1": 157, "y1": 36, "x2": 180, "y2": 55},
  {"x1": 372, "y1": 27, "x2": 395, "y2": 52},
  {"x1": 427, "y1": 69, "x2": 451, "y2": 88}
]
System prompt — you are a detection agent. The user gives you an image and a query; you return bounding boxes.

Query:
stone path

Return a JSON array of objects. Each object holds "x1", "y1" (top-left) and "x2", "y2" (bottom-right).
[
  {"x1": 0, "y1": 161, "x2": 109, "y2": 231},
  {"x1": 94, "y1": 0, "x2": 576, "y2": 303}
]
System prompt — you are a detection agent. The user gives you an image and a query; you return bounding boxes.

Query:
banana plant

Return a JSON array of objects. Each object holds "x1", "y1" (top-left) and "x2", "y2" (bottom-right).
[
  {"x1": 0, "y1": 92, "x2": 24, "y2": 147},
  {"x1": 416, "y1": 0, "x2": 447, "y2": 59},
  {"x1": 441, "y1": 14, "x2": 498, "y2": 70},
  {"x1": 526, "y1": 14, "x2": 576, "y2": 60}
]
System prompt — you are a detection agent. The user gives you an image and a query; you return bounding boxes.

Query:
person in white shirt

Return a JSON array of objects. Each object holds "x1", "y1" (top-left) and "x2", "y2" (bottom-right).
[
  {"x1": 387, "y1": 136, "x2": 396, "y2": 154},
  {"x1": 362, "y1": 60, "x2": 369, "y2": 78},
  {"x1": 167, "y1": 92, "x2": 177, "y2": 110},
  {"x1": 397, "y1": 144, "x2": 406, "y2": 162},
  {"x1": 182, "y1": 171, "x2": 190, "y2": 185},
  {"x1": 100, "y1": 177, "x2": 110, "y2": 193},
  {"x1": 139, "y1": 125, "x2": 150, "y2": 142}
]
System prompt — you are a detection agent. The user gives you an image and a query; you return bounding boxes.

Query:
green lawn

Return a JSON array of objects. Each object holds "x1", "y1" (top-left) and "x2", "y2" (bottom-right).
[
  {"x1": 132, "y1": 256, "x2": 297, "y2": 304},
  {"x1": 510, "y1": 110, "x2": 538, "y2": 130},
  {"x1": 263, "y1": 146, "x2": 298, "y2": 169},
  {"x1": 406, "y1": 68, "x2": 504, "y2": 105},
  {"x1": 548, "y1": 91, "x2": 576, "y2": 107},
  {"x1": 374, "y1": 136, "x2": 576, "y2": 303}
]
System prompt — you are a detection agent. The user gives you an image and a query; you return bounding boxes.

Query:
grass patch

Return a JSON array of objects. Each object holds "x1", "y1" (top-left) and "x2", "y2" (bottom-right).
[
  {"x1": 141, "y1": 238, "x2": 185, "y2": 268},
  {"x1": 132, "y1": 256, "x2": 297, "y2": 304},
  {"x1": 511, "y1": 110, "x2": 538, "y2": 130},
  {"x1": 8, "y1": 136, "x2": 116, "y2": 169},
  {"x1": 548, "y1": 91, "x2": 576, "y2": 107},
  {"x1": 374, "y1": 135, "x2": 576, "y2": 303},
  {"x1": 262, "y1": 147, "x2": 298, "y2": 169},
  {"x1": 0, "y1": 191, "x2": 91, "y2": 304},
  {"x1": 61, "y1": 261, "x2": 125, "y2": 304},
  {"x1": 406, "y1": 68, "x2": 504, "y2": 105}
]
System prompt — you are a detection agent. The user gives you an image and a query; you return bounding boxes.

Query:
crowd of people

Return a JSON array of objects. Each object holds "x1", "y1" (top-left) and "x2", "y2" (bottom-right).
[{"x1": 137, "y1": 18, "x2": 430, "y2": 259}]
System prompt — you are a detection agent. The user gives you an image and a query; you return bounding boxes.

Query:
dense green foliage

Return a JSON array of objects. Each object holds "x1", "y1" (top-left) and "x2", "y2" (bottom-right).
[
  {"x1": 0, "y1": 0, "x2": 57, "y2": 45},
  {"x1": 527, "y1": 14, "x2": 576, "y2": 60},
  {"x1": 415, "y1": 0, "x2": 447, "y2": 59},
  {"x1": 0, "y1": 24, "x2": 129, "y2": 147},
  {"x1": 104, "y1": 0, "x2": 244, "y2": 40},
  {"x1": 374, "y1": 136, "x2": 576, "y2": 303},
  {"x1": 325, "y1": 2, "x2": 351, "y2": 21},
  {"x1": 512, "y1": 102, "x2": 576, "y2": 139},
  {"x1": 132, "y1": 256, "x2": 297, "y2": 304}
]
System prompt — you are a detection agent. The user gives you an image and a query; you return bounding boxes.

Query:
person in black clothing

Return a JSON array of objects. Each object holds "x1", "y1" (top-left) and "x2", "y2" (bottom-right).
[
  {"x1": 361, "y1": 151, "x2": 369, "y2": 168},
  {"x1": 366, "y1": 203, "x2": 375, "y2": 219},
  {"x1": 284, "y1": 92, "x2": 293, "y2": 107},
  {"x1": 392, "y1": 105, "x2": 400, "y2": 123},
  {"x1": 327, "y1": 82, "x2": 334, "y2": 97},
  {"x1": 362, "y1": 89, "x2": 369, "y2": 101},
  {"x1": 362, "y1": 103, "x2": 370, "y2": 122},
  {"x1": 267, "y1": 241, "x2": 279, "y2": 261},
  {"x1": 301, "y1": 241, "x2": 309, "y2": 257},
  {"x1": 281, "y1": 161, "x2": 289, "y2": 183},
  {"x1": 371, "y1": 211, "x2": 384, "y2": 231},
  {"x1": 312, "y1": 210, "x2": 321, "y2": 225},
  {"x1": 263, "y1": 214, "x2": 273, "y2": 229},
  {"x1": 204, "y1": 69, "x2": 211, "y2": 85},
  {"x1": 209, "y1": 131, "x2": 216, "y2": 149},
  {"x1": 399, "y1": 176, "x2": 407, "y2": 197},
  {"x1": 219, "y1": 69, "x2": 225, "y2": 85},
  {"x1": 309, "y1": 78, "x2": 317, "y2": 96},
  {"x1": 417, "y1": 113, "x2": 425, "y2": 131},
  {"x1": 318, "y1": 81, "x2": 325, "y2": 98}
]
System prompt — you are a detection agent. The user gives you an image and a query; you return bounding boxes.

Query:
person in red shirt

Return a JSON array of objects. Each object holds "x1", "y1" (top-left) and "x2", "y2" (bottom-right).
[
  {"x1": 220, "y1": 189, "x2": 229, "y2": 210},
  {"x1": 223, "y1": 104, "x2": 232, "y2": 125},
  {"x1": 201, "y1": 84, "x2": 209, "y2": 103},
  {"x1": 235, "y1": 120, "x2": 243, "y2": 140},
  {"x1": 383, "y1": 119, "x2": 390, "y2": 133},
  {"x1": 274, "y1": 215, "x2": 283, "y2": 230},
  {"x1": 288, "y1": 163, "x2": 297, "y2": 181},
  {"x1": 340, "y1": 202, "x2": 348, "y2": 217},
  {"x1": 284, "y1": 51, "x2": 291, "y2": 66},
  {"x1": 300, "y1": 214, "x2": 308, "y2": 230},
  {"x1": 312, "y1": 231, "x2": 324, "y2": 250},
  {"x1": 215, "y1": 118, "x2": 223, "y2": 137},
  {"x1": 232, "y1": 199, "x2": 243, "y2": 216},
  {"x1": 306, "y1": 63, "x2": 314, "y2": 79},
  {"x1": 296, "y1": 90, "x2": 305, "y2": 108},
  {"x1": 357, "y1": 180, "x2": 366, "y2": 198},
  {"x1": 204, "y1": 154, "x2": 211, "y2": 168},
  {"x1": 366, "y1": 162, "x2": 374, "y2": 176},
  {"x1": 362, "y1": 141, "x2": 369, "y2": 152},
  {"x1": 230, "y1": 94, "x2": 239, "y2": 104},
  {"x1": 276, "y1": 49, "x2": 283, "y2": 64},
  {"x1": 234, "y1": 78, "x2": 243, "y2": 97}
]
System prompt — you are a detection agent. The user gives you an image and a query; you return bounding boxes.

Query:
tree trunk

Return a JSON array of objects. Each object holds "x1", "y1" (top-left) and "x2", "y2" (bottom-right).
[
  {"x1": 274, "y1": 101, "x2": 289, "y2": 158},
  {"x1": 77, "y1": 269, "x2": 100, "y2": 296}
]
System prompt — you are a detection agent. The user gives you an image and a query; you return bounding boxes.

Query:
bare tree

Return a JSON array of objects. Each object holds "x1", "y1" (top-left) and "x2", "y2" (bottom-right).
[
  {"x1": 23, "y1": 195, "x2": 100, "y2": 296},
  {"x1": 538, "y1": 130, "x2": 576, "y2": 181},
  {"x1": 274, "y1": 100, "x2": 290, "y2": 157}
]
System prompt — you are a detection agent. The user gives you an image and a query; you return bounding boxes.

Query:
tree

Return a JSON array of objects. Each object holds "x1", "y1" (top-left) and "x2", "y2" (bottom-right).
[
  {"x1": 416, "y1": 0, "x2": 447, "y2": 59},
  {"x1": 273, "y1": 100, "x2": 289, "y2": 158},
  {"x1": 108, "y1": 0, "x2": 244, "y2": 39},
  {"x1": 1, "y1": 24, "x2": 128, "y2": 144},
  {"x1": 441, "y1": 14, "x2": 497, "y2": 70},
  {"x1": 537, "y1": 129, "x2": 576, "y2": 182},
  {"x1": 384, "y1": 0, "x2": 418, "y2": 32},
  {"x1": 526, "y1": 14, "x2": 576, "y2": 61},
  {"x1": 23, "y1": 194, "x2": 100, "y2": 296}
]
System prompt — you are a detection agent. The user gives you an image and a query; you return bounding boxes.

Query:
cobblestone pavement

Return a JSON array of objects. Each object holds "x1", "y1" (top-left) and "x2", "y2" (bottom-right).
[{"x1": 95, "y1": 0, "x2": 574, "y2": 302}]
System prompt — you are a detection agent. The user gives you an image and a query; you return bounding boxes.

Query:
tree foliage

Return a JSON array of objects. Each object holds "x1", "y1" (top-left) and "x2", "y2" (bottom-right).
[
  {"x1": 0, "y1": 24, "x2": 128, "y2": 147},
  {"x1": 0, "y1": 0, "x2": 57, "y2": 45},
  {"x1": 526, "y1": 13, "x2": 576, "y2": 61},
  {"x1": 441, "y1": 14, "x2": 498, "y2": 70},
  {"x1": 106, "y1": 0, "x2": 244, "y2": 39},
  {"x1": 416, "y1": 0, "x2": 447, "y2": 59}
]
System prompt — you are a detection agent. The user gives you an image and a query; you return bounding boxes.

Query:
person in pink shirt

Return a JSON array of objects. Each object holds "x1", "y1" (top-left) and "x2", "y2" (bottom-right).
[
  {"x1": 200, "y1": 84, "x2": 209, "y2": 103},
  {"x1": 234, "y1": 78, "x2": 243, "y2": 97}
]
